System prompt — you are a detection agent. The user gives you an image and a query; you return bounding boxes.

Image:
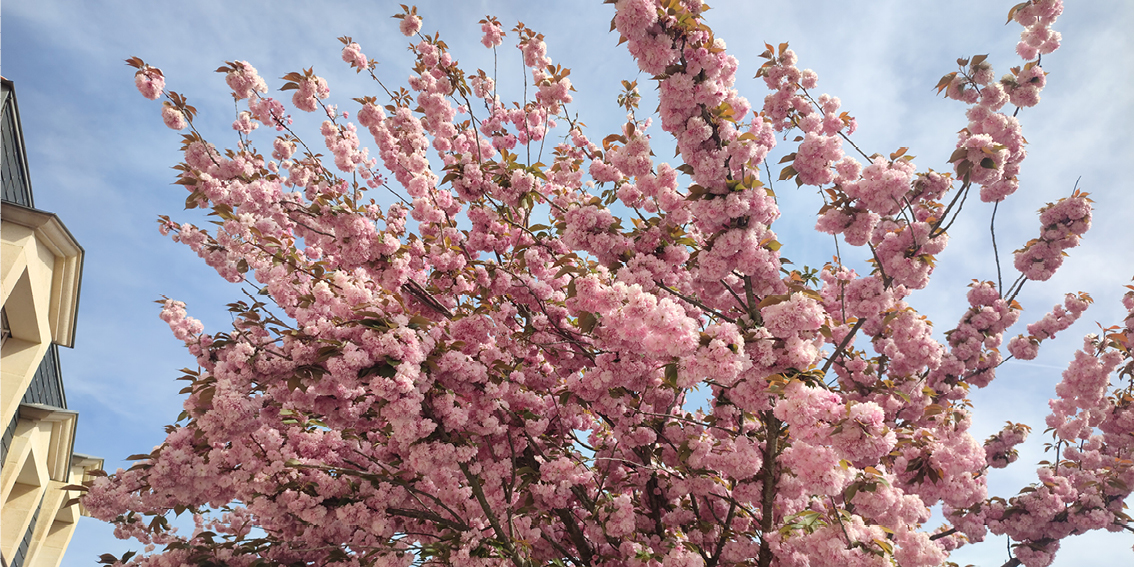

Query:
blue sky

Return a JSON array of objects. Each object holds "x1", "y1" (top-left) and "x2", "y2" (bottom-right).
[{"x1": 2, "y1": 1, "x2": 1132, "y2": 565}]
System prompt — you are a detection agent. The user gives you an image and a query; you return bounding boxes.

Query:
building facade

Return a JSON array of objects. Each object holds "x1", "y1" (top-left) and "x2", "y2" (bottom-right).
[{"x1": 2, "y1": 78, "x2": 103, "y2": 567}]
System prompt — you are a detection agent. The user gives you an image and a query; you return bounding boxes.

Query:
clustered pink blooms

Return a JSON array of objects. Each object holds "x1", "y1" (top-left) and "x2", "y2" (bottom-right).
[
  {"x1": 922, "y1": 280, "x2": 1022, "y2": 392},
  {"x1": 401, "y1": 15, "x2": 422, "y2": 36},
  {"x1": 231, "y1": 110, "x2": 257, "y2": 135},
  {"x1": 248, "y1": 94, "x2": 290, "y2": 130},
  {"x1": 1013, "y1": 190, "x2": 1092, "y2": 281},
  {"x1": 938, "y1": 0, "x2": 1061, "y2": 203},
  {"x1": 291, "y1": 73, "x2": 330, "y2": 113},
  {"x1": 398, "y1": 7, "x2": 423, "y2": 37},
  {"x1": 1013, "y1": 0, "x2": 1064, "y2": 60},
  {"x1": 224, "y1": 61, "x2": 269, "y2": 100},
  {"x1": 984, "y1": 422, "x2": 1031, "y2": 468},
  {"x1": 1008, "y1": 291, "x2": 1091, "y2": 360},
  {"x1": 981, "y1": 291, "x2": 1132, "y2": 566},
  {"x1": 133, "y1": 65, "x2": 165, "y2": 100},
  {"x1": 160, "y1": 102, "x2": 187, "y2": 131},
  {"x1": 480, "y1": 16, "x2": 505, "y2": 48},
  {"x1": 341, "y1": 42, "x2": 369, "y2": 71},
  {"x1": 100, "y1": 3, "x2": 1131, "y2": 567}
]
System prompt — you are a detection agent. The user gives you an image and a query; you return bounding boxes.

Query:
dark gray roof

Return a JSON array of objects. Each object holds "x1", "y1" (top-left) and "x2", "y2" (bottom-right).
[{"x1": 1, "y1": 78, "x2": 34, "y2": 207}]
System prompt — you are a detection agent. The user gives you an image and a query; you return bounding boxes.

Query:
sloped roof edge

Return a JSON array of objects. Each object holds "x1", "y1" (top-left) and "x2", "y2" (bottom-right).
[{"x1": 1, "y1": 78, "x2": 35, "y2": 208}]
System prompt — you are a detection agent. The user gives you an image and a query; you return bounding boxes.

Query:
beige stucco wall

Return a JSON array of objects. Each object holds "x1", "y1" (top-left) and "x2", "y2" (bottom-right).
[
  {"x1": 2, "y1": 202, "x2": 97, "y2": 567},
  {"x1": 2, "y1": 205, "x2": 82, "y2": 429}
]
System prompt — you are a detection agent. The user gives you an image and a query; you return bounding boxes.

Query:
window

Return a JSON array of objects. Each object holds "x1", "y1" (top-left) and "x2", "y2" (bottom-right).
[{"x1": 1, "y1": 307, "x2": 10, "y2": 348}]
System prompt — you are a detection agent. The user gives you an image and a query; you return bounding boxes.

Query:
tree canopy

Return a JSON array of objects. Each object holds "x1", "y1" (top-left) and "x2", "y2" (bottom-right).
[{"x1": 82, "y1": 2, "x2": 1132, "y2": 567}]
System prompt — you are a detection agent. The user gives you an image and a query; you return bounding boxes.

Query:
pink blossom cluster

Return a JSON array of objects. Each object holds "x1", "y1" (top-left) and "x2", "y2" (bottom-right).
[
  {"x1": 794, "y1": 131, "x2": 841, "y2": 186},
  {"x1": 1047, "y1": 335, "x2": 1125, "y2": 442},
  {"x1": 291, "y1": 74, "x2": 330, "y2": 113},
  {"x1": 340, "y1": 42, "x2": 369, "y2": 70},
  {"x1": 134, "y1": 66, "x2": 165, "y2": 100},
  {"x1": 942, "y1": 2, "x2": 1063, "y2": 203},
  {"x1": 842, "y1": 156, "x2": 917, "y2": 216},
  {"x1": 247, "y1": 95, "x2": 290, "y2": 130},
  {"x1": 399, "y1": 13, "x2": 422, "y2": 37},
  {"x1": 1013, "y1": 0, "x2": 1064, "y2": 60},
  {"x1": 830, "y1": 401, "x2": 896, "y2": 466},
  {"x1": 984, "y1": 422, "x2": 1030, "y2": 468},
  {"x1": 158, "y1": 298, "x2": 204, "y2": 344},
  {"x1": 759, "y1": 47, "x2": 806, "y2": 131},
  {"x1": 571, "y1": 277, "x2": 699, "y2": 362},
  {"x1": 814, "y1": 204, "x2": 878, "y2": 247},
  {"x1": 168, "y1": 221, "x2": 245, "y2": 283},
  {"x1": 1013, "y1": 192, "x2": 1092, "y2": 281},
  {"x1": 870, "y1": 220, "x2": 949, "y2": 289},
  {"x1": 991, "y1": 297, "x2": 1132, "y2": 565},
  {"x1": 817, "y1": 267, "x2": 896, "y2": 324},
  {"x1": 758, "y1": 49, "x2": 860, "y2": 190},
  {"x1": 773, "y1": 512, "x2": 895, "y2": 567},
  {"x1": 987, "y1": 376, "x2": 1133, "y2": 567},
  {"x1": 479, "y1": 17, "x2": 504, "y2": 48},
  {"x1": 893, "y1": 417, "x2": 989, "y2": 510},
  {"x1": 224, "y1": 61, "x2": 268, "y2": 100},
  {"x1": 929, "y1": 281, "x2": 1020, "y2": 391},
  {"x1": 520, "y1": 36, "x2": 549, "y2": 69},
  {"x1": 533, "y1": 69, "x2": 572, "y2": 115},
  {"x1": 761, "y1": 292, "x2": 825, "y2": 338},
  {"x1": 320, "y1": 120, "x2": 374, "y2": 174},
  {"x1": 759, "y1": 41, "x2": 969, "y2": 319},
  {"x1": 870, "y1": 305, "x2": 944, "y2": 379},
  {"x1": 617, "y1": 0, "x2": 767, "y2": 194},
  {"x1": 230, "y1": 111, "x2": 256, "y2": 135},
  {"x1": 161, "y1": 102, "x2": 187, "y2": 130},
  {"x1": 612, "y1": 0, "x2": 676, "y2": 76},
  {"x1": 560, "y1": 204, "x2": 631, "y2": 266},
  {"x1": 469, "y1": 73, "x2": 494, "y2": 99},
  {"x1": 679, "y1": 322, "x2": 747, "y2": 387},
  {"x1": 1005, "y1": 63, "x2": 1047, "y2": 108},
  {"x1": 1008, "y1": 291, "x2": 1090, "y2": 360}
]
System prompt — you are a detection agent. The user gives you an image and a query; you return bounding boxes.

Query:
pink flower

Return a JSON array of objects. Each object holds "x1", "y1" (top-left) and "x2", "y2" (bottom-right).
[
  {"x1": 762, "y1": 292, "x2": 826, "y2": 338},
  {"x1": 1008, "y1": 335, "x2": 1039, "y2": 360},
  {"x1": 272, "y1": 137, "x2": 296, "y2": 161},
  {"x1": 162, "y1": 103, "x2": 187, "y2": 130},
  {"x1": 292, "y1": 75, "x2": 330, "y2": 112},
  {"x1": 984, "y1": 422, "x2": 1030, "y2": 468},
  {"x1": 480, "y1": 18, "x2": 504, "y2": 48},
  {"x1": 521, "y1": 39, "x2": 549, "y2": 68},
  {"x1": 225, "y1": 61, "x2": 268, "y2": 100},
  {"x1": 231, "y1": 111, "x2": 257, "y2": 134},
  {"x1": 341, "y1": 42, "x2": 369, "y2": 70},
  {"x1": 399, "y1": 14, "x2": 422, "y2": 37},
  {"x1": 134, "y1": 67, "x2": 164, "y2": 100},
  {"x1": 1014, "y1": 193, "x2": 1092, "y2": 281}
]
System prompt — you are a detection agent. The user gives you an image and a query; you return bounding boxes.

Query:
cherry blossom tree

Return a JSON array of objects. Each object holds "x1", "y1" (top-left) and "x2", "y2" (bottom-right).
[{"x1": 83, "y1": 1, "x2": 1132, "y2": 567}]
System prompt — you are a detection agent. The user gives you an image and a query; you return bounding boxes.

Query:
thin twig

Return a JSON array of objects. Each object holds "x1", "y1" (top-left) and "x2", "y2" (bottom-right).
[
  {"x1": 992, "y1": 200, "x2": 1003, "y2": 295},
  {"x1": 821, "y1": 317, "x2": 866, "y2": 376},
  {"x1": 929, "y1": 527, "x2": 958, "y2": 541},
  {"x1": 656, "y1": 283, "x2": 737, "y2": 323}
]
